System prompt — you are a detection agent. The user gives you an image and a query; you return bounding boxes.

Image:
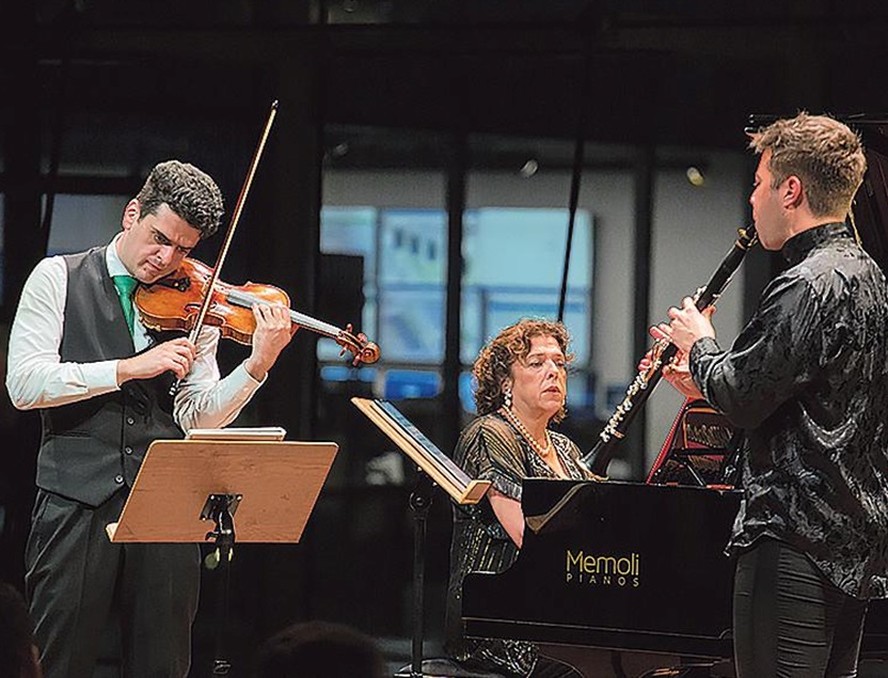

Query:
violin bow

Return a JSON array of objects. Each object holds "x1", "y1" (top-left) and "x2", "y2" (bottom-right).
[{"x1": 170, "y1": 100, "x2": 279, "y2": 394}]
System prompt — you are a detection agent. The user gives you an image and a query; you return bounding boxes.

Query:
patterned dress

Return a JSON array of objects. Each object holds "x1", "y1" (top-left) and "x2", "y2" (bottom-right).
[{"x1": 444, "y1": 412, "x2": 597, "y2": 677}]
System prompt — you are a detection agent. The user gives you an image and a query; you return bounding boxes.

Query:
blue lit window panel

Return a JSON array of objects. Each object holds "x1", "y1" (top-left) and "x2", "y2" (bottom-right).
[
  {"x1": 459, "y1": 371, "x2": 477, "y2": 414},
  {"x1": 318, "y1": 206, "x2": 447, "y2": 366},
  {"x1": 319, "y1": 206, "x2": 377, "y2": 278},
  {"x1": 377, "y1": 208, "x2": 447, "y2": 363},
  {"x1": 319, "y1": 365, "x2": 378, "y2": 383},
  {"x1": 460, "y1": 207, "x2": 593, "y2": 366},
  {"x1": 382, "y1": 369, "x2": 442, "y2": 400},
  {"x1": 377, "y1": 286, "x2": 446, "y2": 363},
  {"x1": 318, "y1": 206, "x2": 378, "y2": 362},
  {"x1": 378, "y1": 209, "x2": 446, "y2": 284},
  {"x1": 318, "y1": 204, "x2": 594, "y2": 376}
]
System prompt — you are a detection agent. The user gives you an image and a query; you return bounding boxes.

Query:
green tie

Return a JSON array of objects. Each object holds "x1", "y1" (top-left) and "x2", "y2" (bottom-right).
[{"x1": 112, "y1": 275, "x2": 139, "y2": 333}]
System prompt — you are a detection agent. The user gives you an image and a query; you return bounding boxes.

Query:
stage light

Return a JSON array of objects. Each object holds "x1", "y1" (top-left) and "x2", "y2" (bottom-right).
[
  {"x1": 686, "y1": 166, "x2": 705, "y2": 187},
  {"x1": 519, "y1": 159, "x2": 539, "y2": 178}
]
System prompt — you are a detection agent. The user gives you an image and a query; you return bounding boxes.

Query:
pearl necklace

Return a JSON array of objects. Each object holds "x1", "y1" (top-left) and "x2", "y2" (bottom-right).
[{"x1": 499, "y1": 406, "x2": 554, "y2": 458}]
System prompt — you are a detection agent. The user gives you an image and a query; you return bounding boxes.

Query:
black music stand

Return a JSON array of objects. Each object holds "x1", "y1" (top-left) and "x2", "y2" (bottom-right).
[
  {"x1": 351, "y1": 397, "x2": 490, "y2": 678},
  {"x1": 107, "y1": 434, "x2": 338, "y2": 676}
]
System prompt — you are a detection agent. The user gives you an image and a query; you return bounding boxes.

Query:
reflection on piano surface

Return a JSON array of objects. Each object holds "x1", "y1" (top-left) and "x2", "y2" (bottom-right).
[{"x1": 645, "y1": 398, "x2": 738, "y2": 488}]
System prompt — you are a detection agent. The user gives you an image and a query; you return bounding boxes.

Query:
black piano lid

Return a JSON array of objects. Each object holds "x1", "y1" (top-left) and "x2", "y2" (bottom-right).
[{"x1": 747, "y1": 113, "x2": 888, "y2": 275}]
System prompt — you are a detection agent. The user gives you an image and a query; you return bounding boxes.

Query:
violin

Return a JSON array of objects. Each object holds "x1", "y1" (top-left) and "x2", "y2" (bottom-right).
[{"x1": 133, "y1": 257, "x2": 380, "y2": 366}]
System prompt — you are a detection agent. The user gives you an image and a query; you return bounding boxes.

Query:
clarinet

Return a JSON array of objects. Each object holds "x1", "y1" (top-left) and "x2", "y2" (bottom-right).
[{"x1": 581, "y1": 225, "x2": 758, "y2": 476}]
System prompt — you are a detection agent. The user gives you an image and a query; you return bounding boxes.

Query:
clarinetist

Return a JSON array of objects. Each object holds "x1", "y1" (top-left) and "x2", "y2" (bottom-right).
[{"x1": 652, "y1": 113, "x2": 888, "y2": 678}]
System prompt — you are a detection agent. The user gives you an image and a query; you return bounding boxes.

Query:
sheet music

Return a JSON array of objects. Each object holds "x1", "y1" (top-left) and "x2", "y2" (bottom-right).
[
  {"x1": 376, "y1": 400, "x2": 469, "y2": 487},
  {"x1": 351, "y1": 397, "x2": 491, "y2": 504}
]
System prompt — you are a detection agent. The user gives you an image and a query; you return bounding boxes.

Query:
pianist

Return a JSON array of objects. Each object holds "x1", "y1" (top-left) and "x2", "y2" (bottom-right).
[
  {"x1": 445, "y1": 319, "x2": 601, "y2": 678},
  {"x1": 656, "y1": 113, "x2": 888, "y2": 678}
]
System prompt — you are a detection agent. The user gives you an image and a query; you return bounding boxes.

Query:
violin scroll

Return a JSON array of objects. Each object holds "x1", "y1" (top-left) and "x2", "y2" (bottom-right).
[{"x1": 336, "y1": 324, "x2": 380, "y2": 366}]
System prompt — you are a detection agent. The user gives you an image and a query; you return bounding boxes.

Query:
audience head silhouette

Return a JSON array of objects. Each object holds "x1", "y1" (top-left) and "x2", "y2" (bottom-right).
[
  {"x1": 0, "y1": 582, "x2": 42, "y2": 678},
  {"x1": 256, "y1": 620, "x2": 386, "y2": 678}
]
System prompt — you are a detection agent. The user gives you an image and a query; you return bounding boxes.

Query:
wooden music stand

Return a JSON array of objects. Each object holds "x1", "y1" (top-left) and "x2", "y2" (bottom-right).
[
  {"x1": 352, "y1": 397, "x2": 491, "y2": 678},
  {"x1": 106, "y1": 436, "x2": 338, "y2": 675}
]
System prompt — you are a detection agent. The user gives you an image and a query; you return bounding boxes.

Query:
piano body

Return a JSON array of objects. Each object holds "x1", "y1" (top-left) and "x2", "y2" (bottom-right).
[
  {"x1": 463, "y1": 479, "x2": 740, "y2": 658},
  {"x1": 463, "y1": 121, "x2": 888, "y2": 667},
  {"x1": 462, "y1": 479, "x2": 888, "y2": 663}
]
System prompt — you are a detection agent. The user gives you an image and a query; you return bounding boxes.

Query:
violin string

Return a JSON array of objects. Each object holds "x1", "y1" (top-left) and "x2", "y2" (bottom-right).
[{"x1": 224, "y1": 288, "x2": 343, "y2": 338}]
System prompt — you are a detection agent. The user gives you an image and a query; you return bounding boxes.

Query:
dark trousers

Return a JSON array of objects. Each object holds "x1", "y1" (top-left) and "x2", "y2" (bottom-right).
[
  {"x1": 733, "y1": 538, "x2": 868, "y2": 678},
  {"x1": 25, "y1": 489, "x2": 200, "y2": 678}
]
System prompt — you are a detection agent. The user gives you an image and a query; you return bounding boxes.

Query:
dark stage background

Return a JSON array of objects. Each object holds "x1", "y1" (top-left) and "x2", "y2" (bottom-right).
[{"x1": 5, "y1": 1, "x2": 888, "y2": 675}]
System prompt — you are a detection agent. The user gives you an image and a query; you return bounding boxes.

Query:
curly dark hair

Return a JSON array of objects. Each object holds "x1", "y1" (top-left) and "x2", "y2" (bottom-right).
[
  {"x1": 135, "y1": 160, "x2": 224, "y2": 238},
  {"x1": 473, "y1": 318, "x2": 573, "y2": 423}
]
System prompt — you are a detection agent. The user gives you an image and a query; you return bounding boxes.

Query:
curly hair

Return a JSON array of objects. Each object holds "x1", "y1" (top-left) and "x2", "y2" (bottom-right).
[
  {"x1": 748, "y1": 112, "x2": 866, "y2": 218},
  {"x1": 135, "y1": 160, "x2": 224, "y2": 239},
  {"x1": 473, "y1": 318, "x2": 573, "y2": 422}
]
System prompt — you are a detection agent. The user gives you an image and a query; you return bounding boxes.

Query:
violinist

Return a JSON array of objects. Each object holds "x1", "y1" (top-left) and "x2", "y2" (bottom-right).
[{"x1": 5, "y1": 159, "x2": 296, "y2": 678}]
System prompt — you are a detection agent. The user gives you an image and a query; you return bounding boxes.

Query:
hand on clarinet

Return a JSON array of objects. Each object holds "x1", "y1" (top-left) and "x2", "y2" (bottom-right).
[
  {"x1": 639, "y1": 328, "x2": 704, "y2": 400},
  {"x1": 636, "y1": 298, "x2": 717, "y2": 401},
  {"x1": 663, "y1": 297, "x2": 716, "y2": 353}
]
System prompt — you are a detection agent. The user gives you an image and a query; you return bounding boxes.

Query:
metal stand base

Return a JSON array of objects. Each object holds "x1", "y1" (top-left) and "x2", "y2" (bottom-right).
[{"x1": 201, "y1": 493, "x2": 241, "y2": 676}]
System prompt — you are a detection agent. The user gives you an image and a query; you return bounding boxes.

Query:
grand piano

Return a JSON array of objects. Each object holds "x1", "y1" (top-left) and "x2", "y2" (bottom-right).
[
  {"x1": 461, "y1": 119, "x2": 888, "y2": 672},
  {"x1": 463, "y1": 479, "x2": 741, "y2": 658}
]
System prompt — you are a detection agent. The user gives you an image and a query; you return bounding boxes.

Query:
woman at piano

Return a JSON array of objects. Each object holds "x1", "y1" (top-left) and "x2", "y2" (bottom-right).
[{"x1": 445, "y1": 319, "x2": 602, "y2": 678}]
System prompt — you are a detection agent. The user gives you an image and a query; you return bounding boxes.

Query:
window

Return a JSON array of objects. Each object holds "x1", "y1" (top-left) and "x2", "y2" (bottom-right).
[{"x1": 319, "y1": 204, "x2": 594, "y2": 408}]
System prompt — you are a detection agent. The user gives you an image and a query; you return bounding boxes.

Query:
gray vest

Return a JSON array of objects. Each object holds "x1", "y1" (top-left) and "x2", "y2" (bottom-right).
[{"x1": 36, "y1": 246, "x2": 182, "y2": 507}]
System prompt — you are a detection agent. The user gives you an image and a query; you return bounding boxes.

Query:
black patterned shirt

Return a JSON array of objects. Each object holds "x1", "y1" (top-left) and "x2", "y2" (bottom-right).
[{"x1": 690, "y1": 222, "x2": 888, "y2": 599}]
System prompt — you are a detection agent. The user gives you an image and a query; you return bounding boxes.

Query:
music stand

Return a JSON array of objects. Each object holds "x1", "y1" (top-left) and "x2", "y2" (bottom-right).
[
  {"x1": 351, "y1": 397, "x2": 490, "y2": 678},
  {"x1": 106, "y1": 435, "x2": 338, "y2": 675}
]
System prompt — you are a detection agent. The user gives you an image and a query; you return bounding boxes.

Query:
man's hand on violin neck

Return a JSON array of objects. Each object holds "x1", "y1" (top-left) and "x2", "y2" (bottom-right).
[
  {"x1": 244, "y1": 303, "x2": 294, "y2": 382},
  {"x1": 116, "y1": 338, "x2": 197, "y2": 385}
]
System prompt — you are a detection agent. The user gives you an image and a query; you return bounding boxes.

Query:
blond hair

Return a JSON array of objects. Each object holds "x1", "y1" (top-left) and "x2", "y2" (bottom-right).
[{"x1": 748, "y1": 112, "x2": 866, "y2": 218}]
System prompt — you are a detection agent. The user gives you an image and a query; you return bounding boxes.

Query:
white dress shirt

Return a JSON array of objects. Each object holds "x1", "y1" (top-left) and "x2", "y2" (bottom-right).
[{"x1": 6, "y1": 234, "x2": 264, "y2": 432}]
